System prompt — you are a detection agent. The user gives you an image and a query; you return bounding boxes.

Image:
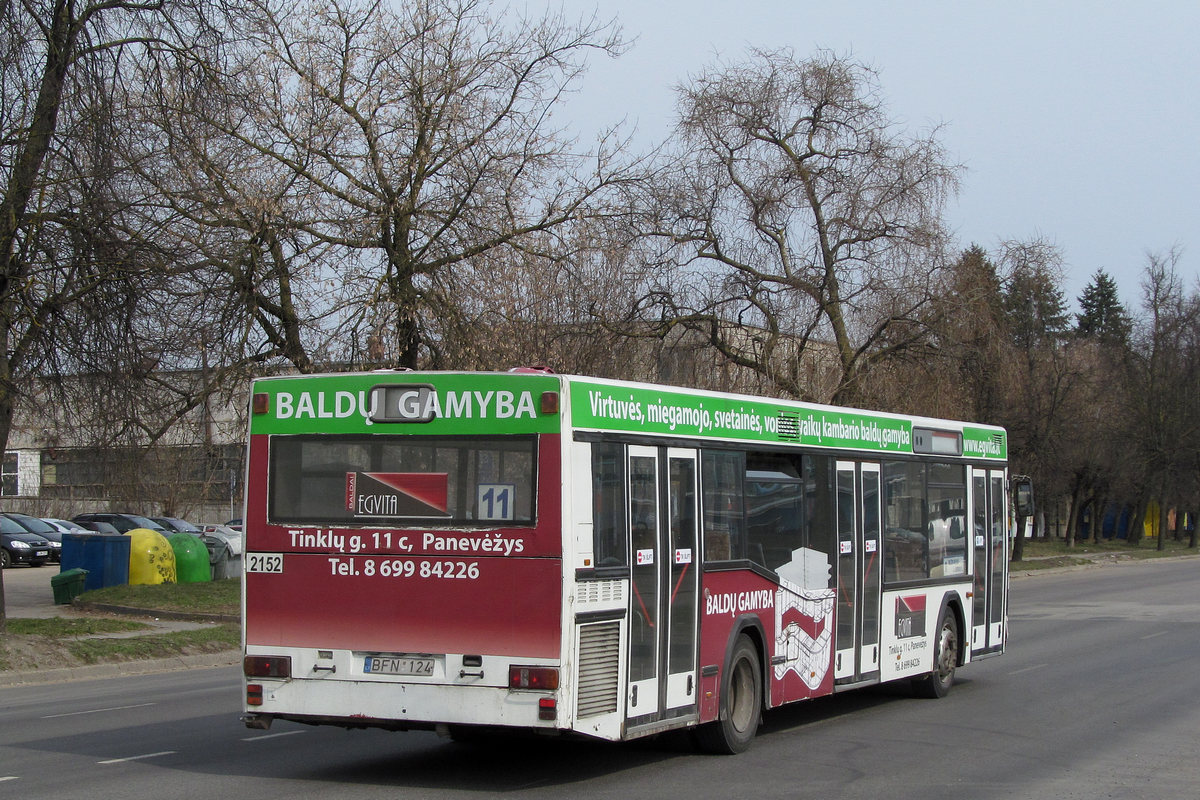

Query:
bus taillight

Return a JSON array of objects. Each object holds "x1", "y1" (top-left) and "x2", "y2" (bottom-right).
[
  {"x1": 246, "y1": 684, "x2": 264, "y2": 706},
  {"x1": 509, "y1": 666, "x2": 559, "y2": 690},
  {"x1": 538, "y1": 697, "x2": 556, "y2": 721},
  {"x1": 244, "y1": 655, "x2": 291, "y2": 678}
]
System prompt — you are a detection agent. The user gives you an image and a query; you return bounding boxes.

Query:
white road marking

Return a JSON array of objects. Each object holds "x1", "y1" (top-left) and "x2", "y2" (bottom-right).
[
  {"x1": 1007, "y1": 663, "x2": 1049, "y2": 676},
  {"x1": 42, "y1": 703, "x2": 156, "y2": 719},
  {"x1": 98, "y1": 751, "x2": 176, "y2": 764},
  {"x1": 243, "y1": 730, "x2": 305, "y2": 742},
  {"x1": 1139, "y1": 631, "x2": 1168, "y2": 640}
]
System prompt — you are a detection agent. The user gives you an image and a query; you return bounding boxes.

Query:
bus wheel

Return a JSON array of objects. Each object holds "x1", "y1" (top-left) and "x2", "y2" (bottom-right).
[
  {"x1": 695, "y1": 636, "x2": 762, "y2": 754},
  {"x1": 913, "y1": 609, "x2": 959, "y2": 699}
]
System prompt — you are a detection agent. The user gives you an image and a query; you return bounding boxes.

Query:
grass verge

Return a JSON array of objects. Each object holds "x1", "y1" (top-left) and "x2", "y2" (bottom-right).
[
  {"x1": 1015, "y1": 536, "x2": 1197, "y2": 570},
  {"x1": 0, "y1": 579, "x2": 240, "y2": 673},
  {"x1": 76, "y1": 578, "x2": 240, "y2": 616},
  {"x1": 5, "y1": 617, "x2": 151, "y2": 636},
  {"x1": 66, "y1": 624, "x2": 240, "y2": 664},
  {"x1": 0, "y1": 622, "x2": 239, "y2": 673}
]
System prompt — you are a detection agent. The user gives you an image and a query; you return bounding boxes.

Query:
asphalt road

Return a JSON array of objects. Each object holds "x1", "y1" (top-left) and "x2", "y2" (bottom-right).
[{"x1": 2, "y1": 558, "x2": 1198, "y2": 799}]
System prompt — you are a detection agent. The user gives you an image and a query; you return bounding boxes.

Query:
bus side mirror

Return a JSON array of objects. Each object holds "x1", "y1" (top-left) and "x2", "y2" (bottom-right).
[{"x1": 1013, "y1": 476, "x2": 1035, "y2": 517}]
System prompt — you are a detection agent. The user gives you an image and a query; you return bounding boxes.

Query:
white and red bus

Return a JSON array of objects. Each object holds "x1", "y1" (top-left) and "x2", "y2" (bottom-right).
[{"x1": 241, "y1": 371, "x2": 1011, "y2": 753}]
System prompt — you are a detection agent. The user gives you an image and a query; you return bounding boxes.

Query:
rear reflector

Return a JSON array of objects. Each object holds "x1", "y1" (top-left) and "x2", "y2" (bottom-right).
[
  {"x1": 509, "y1": 666, "x2": 559, "y2": 690},
  {"x1": 246, "y1": 684, "x2": 263, "y2": 706},
  {"x1": 244, "y1": 655, "x2": 291, "y2": 678}
]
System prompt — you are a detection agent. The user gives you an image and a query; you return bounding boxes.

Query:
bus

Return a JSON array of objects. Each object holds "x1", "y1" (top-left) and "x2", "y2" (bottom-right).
[{"x1": 240, "y1": 370, "x2": 1011, "y2": 753}]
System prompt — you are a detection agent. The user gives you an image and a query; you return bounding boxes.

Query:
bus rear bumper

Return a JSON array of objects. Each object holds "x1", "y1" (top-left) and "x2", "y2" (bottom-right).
[{"x1": 242, "y1": 676, "x2": 562, "y2": 732}]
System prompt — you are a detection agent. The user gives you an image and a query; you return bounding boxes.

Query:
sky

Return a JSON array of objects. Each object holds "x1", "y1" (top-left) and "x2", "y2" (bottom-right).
[{"x1": 546, "y1": 0, "x2": 1199, "y2": 313}]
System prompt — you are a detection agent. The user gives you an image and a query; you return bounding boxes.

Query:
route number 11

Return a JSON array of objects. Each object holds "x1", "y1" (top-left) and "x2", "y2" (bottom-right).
[{"x1": 477, "y1": 484, "x2": 516, "y2": 520}]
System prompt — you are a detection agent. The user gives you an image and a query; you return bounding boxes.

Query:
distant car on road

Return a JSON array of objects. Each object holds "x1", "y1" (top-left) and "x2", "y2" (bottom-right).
[
  {"x1": 72, "y1": 513, "x2": 170, "y2": 535},
  {"x1": 0, "y1": 515, "x2": 52, "y2": 568},
  {"x1": 1, "y1": 512, "x2": 64, "y2": 562}
]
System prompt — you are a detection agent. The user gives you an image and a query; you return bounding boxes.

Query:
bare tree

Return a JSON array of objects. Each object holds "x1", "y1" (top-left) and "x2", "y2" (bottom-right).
[
  {"x1": 1125, "y1": 247, "x2": 1195, "y2": 550},
  {"x1": 0, "y1": 0, "x2": 185, "y2": 628},
  {"x1": 628, "y1": 49, "x2": 959, "y2": 404},
  {"x1": 150, "y1": 0, "x2": 642, "y2": 371}
]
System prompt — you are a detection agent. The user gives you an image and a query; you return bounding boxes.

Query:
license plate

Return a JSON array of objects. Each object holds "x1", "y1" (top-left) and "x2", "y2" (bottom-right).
[
  {"x1": 34, "y1": 550, "x2": 47, "y2": 557},
  {"x1": 364, "y1": 655, "x2": 435, "y2": 676}
]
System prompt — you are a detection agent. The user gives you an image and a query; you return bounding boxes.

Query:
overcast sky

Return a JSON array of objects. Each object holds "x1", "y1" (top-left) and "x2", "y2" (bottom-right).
[{"x1": 549, "y1": 0, "x2": 1198, "y2": 313}]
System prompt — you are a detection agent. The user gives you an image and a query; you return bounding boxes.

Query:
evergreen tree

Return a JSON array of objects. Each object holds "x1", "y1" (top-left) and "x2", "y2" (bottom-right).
[
  {"x1": 1076, "y1": 269, "x2": 1132, "y2": 345},
  {"x1": 1003, "y1": 260, "x2": 1070, "y2": 350}
]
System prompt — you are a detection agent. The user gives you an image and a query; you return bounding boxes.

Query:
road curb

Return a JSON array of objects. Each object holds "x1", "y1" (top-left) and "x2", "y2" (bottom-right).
[{"x1": 0, "y1": 649, "x2": 241, "y2": 688}]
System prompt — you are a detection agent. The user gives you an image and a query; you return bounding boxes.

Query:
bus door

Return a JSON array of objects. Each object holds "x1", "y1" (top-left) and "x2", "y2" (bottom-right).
[
  {"x1": 626, "y1": 447, "x2": 700, "y2": 723},
  {"x1": 834, "y1": 461, "x2": 882, "y2": 684},
  {"x1": 971, "y1": 467, "x2": 1007, "y2": 654}
]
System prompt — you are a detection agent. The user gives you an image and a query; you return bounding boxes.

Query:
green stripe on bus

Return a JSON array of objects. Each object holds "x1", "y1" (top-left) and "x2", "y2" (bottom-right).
[
  {"x1": 570, "y1": 380, "x2": 1006, "y2": 458},
  {"x1": 250, "y1": 373, "x2": 562, "y2": 435}
]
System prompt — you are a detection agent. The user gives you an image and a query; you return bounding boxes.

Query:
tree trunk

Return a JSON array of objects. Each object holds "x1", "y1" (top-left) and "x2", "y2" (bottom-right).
[
  {"x1": 1012, "y1": 511, "x2": 1027, "y2": 562},
  {"x1": 1157, "y1": 488, "x2": 1168, "y2": 551},
  {"x1": 1093, "y1": 495, "x2": 1108, "y2": 543},
  {"x1": 0, "y1": 380, "x2": 13, "y2": 630},
  {"x1": 1064, "y1": 486, "x2": 1082, "y2": 549},
  {"x1": 1128, "y1": 496, "x2": 1147, "y2": 546}
]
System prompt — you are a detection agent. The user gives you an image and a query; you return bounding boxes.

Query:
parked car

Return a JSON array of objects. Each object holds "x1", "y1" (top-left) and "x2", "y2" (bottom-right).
[
  {"x1": 74, "y1": 520, "x2": 122, "y2": 535},
  {"x1": 199, "y1": 523, "x2": 243, "y2": 579},
  {"x1": 225, "y1": 518, "x2": 243, "y2": 532},
  {"x1": 41, "y1": 517, "x2": 92, "y2": 535},
  {"x1": 0, "y1": 515, "x2": 52, "y2": 568},
  {"x1": 199, "y1": 524, "x2": 243, "y2": 557},
  {"x1": 1, "y1": 512, "x2": 63, "y2": 562},
  {"x1": 72, "y1": 513, "x2": 170, "y2": 535},
  {"x1": 153, "y1": 517, "x2": 204, "y2": 535}
]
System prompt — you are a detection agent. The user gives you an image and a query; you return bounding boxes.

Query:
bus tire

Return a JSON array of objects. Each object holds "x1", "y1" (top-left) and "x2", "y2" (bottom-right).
[
  {"x1": 913, "y1": 607, "x2": 959, "y2": 699},
  {"x1": 695, "y1": 636, "x2": 762, "y2": 754}
]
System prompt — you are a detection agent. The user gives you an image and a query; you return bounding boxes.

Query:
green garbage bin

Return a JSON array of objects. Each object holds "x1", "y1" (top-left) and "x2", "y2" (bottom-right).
[{"x1": 51, "y1": 568, "x2": 89, "y2": 605}]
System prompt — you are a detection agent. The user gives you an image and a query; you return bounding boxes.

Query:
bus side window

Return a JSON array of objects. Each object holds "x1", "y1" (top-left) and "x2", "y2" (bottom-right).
[
  {"x1": 745, "y1": 453, "x2": 804, "y2": 572},
  {"x1": 883, "y1": 460, "x2": 927, "y2": 582},
  {"x1": 591, "y1": 442, "x2": 628, "y2": 568},
  {"x1": 804, "y1": 455, "x2": 836, "y2": 571},
  {"x1": 701, "y1": 450, "x2": 745, "y2": 562}
]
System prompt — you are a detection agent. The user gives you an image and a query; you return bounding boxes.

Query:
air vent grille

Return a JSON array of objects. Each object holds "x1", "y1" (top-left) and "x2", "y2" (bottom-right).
[{"x1": 576, "y1": 622, "x2": 621, "y2": 718}]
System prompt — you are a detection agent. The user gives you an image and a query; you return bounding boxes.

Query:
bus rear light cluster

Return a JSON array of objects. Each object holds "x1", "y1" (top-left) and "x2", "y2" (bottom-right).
[
  {"x1": 538, "y1": 697, "x2": 556, "y2": 721},
  {"x1": 244, "y1": 655, "x2": 291, "y2": 678},
  {"x1": 246, "y1": 684, "x2": 264, "y2": 706},
  {"x1": 508, "y1": 666, "x2": 559, "y2": 690}
]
